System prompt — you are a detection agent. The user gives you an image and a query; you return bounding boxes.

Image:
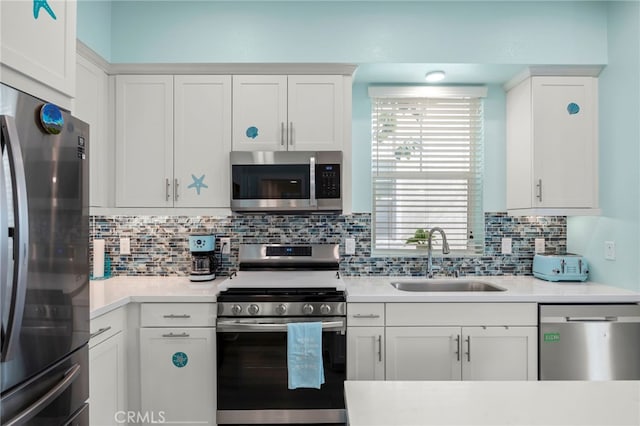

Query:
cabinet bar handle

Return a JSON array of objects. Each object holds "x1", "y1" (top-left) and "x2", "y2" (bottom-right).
[
  {"x1": 281, "y1": 122, "x2": 285, "y2": 146},
  {"x1": 465, "y1": 336, "x2": 471, "y2": 362},
  {"x1": 536, "y1": 179, "x2": 543, "y2": 202},
  {"x1": 163, "y1": 314, "x2": 191, "y2": 319},
  {"x1": 289, "y1": 122, "x2": 293, "y2": 146},
  {"x1": 90, "y1": 326, "x2": 112, "y2": 340},
  {"x1": 455, "y1": 334, "x2": 461, "y2": 361},
  {"x1": 353, "y1": 314, "x2": 380, "y2": 319},
  {"x1": 162, "y1": 332, "x2": 190, "y2": 338},
  {"x1": 377, "y1": 335, "x2": 383, "y2": 362},
  {"x1": 165, "y1": 178, "x2": 171, "y2": 201},
  {"x1": 174, "y1": 178, "x2": 179, "y2": 201}
]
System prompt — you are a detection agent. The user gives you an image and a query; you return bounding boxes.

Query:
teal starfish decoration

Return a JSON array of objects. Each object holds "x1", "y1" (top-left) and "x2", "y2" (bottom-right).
[
  {"x1": 187, "y1": 174, "x2": 208, "y2": 195},
  {"x1": 33, "y1": 0, "x2": 56, "y2": 20}
]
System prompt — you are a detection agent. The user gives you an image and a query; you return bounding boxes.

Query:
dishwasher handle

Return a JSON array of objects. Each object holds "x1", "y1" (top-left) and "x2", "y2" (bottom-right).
[{"x1": 566, "y1": 316, "x2": 618, "y2": 322}]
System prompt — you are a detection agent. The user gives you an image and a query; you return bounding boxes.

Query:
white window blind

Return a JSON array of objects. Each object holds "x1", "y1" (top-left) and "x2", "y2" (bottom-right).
[{"x1": 371, "y1": 95, "x2": 484, "y2": 254}]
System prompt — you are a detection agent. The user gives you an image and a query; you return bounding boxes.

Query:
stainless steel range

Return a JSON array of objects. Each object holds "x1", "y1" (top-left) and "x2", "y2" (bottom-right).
[{"x1": 216, "y1": 244, "x2": 346, "y2": 425}]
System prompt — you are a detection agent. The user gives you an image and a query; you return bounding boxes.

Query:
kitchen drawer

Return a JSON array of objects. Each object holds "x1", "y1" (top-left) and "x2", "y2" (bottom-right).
[
  {"x1": 90, "y1": 307, "x2": 125, "y2": 348},
  {"x1": 386, "y1": 303, "x2": 537, "y2": 327},
  {"x1": 140, "y1": 303, "x2": 216, "y2": 327},
  {"x1": 347, "y1": 303, "x2": 385, "y2": 326}
]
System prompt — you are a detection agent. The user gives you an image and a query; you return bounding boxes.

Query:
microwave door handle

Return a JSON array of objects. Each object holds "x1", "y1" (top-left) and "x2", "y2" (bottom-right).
[
  {"x1": 309, "y1": 156, "x2": 317, "y2": 207},
  {"x1": 0, "y1": 116, "x2": 29, "y2": 362}
]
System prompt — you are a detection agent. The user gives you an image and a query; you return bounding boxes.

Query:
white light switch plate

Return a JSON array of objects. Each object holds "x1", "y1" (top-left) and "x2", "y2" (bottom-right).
[
  {"x1": 501, "y1": 237, "x2": 512, "y2": 255},
  {"x1": 604, "y1": 241, "x2": 615, "y2": 260},
  {"x1": 535, "y1": 238, "x2": 545, "y2": 254},
  {"x1": 345, "y1": 238, "x2": 356, "y2": 255},
  {"x1": 220, "y1": 238, "x2": 231, "y2": 254},
  {"x1": 119, "y1": 237, "x2": 131, "y2": 255}
]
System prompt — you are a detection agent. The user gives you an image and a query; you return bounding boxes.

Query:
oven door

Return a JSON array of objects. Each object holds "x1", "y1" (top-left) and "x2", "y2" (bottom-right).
[{"x1": 216, "y1": 317, "x2": 346, "y2": 425}]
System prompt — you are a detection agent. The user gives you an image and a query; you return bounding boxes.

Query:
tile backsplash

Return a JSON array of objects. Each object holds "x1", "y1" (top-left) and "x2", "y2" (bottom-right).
[{"x1": 91, "y1": 212, "x2": 565, "y2": 278}]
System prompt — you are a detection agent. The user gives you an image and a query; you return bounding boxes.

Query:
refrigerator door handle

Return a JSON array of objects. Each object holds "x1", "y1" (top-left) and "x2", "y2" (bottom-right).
[
  {"x1": 4, "y1": 364, "x2": 81, "y2": 426},
  {"x1": 0, "y1": 116, "x2": 29, "y2": 362},
  {"x1": 1, "y1": 132, "x2": 8, "y2": 332}
]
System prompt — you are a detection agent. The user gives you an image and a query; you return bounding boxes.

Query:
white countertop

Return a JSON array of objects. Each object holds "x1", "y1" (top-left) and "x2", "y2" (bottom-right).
[
  {"x1": 90, "y1": 276, "x2": 221, "y2": 319},
  {"x1": 345, "y1": 380, "x2": 640, "y2": 426},
  {"x1": 344, "y1": 276, "x2": 640, "y2": 303},
  {"x1": 90, "y1": 275, "x2": 640, "y2": 319}
]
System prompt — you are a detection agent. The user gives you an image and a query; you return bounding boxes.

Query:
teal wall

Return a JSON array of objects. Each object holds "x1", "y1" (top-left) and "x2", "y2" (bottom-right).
[
  {"x1": 77, "y1": 0, "x2": 112, "y2": 61},
  {"x1": 79, "y1": 1, "x2": 608, "y2": 64},
  {"x1": 567, "y1": 1, "x2": 640, "y2": 291}
]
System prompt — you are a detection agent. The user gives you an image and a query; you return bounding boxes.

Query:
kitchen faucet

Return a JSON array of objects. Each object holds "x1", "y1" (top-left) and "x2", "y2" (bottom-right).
[{"x1": 426, "y1": 227, "x2": 450, "y2": 278}]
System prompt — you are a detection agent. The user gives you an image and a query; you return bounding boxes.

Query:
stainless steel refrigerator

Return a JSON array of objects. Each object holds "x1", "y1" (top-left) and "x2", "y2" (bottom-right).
[{"x1": 1, "y1": 83, "x2": 89, "y2": 425}]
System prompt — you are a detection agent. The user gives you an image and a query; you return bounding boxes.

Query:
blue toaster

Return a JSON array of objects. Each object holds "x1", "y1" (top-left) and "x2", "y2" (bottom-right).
[{"x1": 533, "y1": 254, "x2": 589, "y2": 282}]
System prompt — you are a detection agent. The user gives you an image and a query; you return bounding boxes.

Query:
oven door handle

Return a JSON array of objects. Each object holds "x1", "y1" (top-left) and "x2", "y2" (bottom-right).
[{"x1": 216, "y1": 319, "x2": 345, "y2": 333}]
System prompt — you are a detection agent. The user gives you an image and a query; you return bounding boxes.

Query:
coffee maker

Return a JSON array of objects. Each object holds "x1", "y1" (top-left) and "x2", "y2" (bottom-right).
[{"x1": 189, "y1": 234, "x2": 217, "y2": 282}]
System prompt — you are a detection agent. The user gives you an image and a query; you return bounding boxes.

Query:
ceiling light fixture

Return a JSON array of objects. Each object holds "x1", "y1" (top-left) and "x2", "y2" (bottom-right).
[{"x1": 425, "y1": 70, "x2": 446, "y2": 83}]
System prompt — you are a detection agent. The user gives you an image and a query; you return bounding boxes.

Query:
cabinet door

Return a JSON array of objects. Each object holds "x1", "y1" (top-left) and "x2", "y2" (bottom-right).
[
  {"x1": 461, "y1": 326, "x2": 537, "y2": 381},
  {"x1": 75, "y1": 55, "x2": 109, "y2": 208},
  {"x1": 115, "y1": 75, "x2": 174, "y2": 207},
  {"x1": 140, "y1": 328, "x2": 216, "y2": 426},
  {"x1": 89, "y1": 332, "x2": 126, "y2": 426},
  {"x1": 174, "y1": 75, "x2": 231, "y2": 207},
  {"x1": 531, "y1": 76, "x2": 597, "y2": 208},
  {"x1": 347, "y1": 327, "x2": 385, "y2": 380},
  {"x1": 1, "y1": 0, "x2": 76, "y2": 105},
  {"x1": 385, "y1": 327, "x2": 461, "y2": 380},
  {"x1": 287, "y1": 75, "x2": 343, "y2": 151},
  {"x1": 232, "y1": 75, "x2": 287, "y2": 151}
]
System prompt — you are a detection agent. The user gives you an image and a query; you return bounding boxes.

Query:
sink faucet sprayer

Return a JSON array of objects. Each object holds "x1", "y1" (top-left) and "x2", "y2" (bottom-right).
[{"x1": 426, "y1": 227, "x2": 450, "y2": 278}]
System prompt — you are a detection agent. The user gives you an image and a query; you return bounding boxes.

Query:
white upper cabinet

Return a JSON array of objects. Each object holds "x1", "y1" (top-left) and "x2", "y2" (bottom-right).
[
  {"x1": 115, "y1": 75, "x2": 232, "y2": 208},
  {"x1": 174, "y1": 75, "x2": 232, "y2": 208},
  {"x1": 232, "y1": 75, "x2": 344, "y2": 151},
  {"x1": 506, "y1": 76, "x2": 599, "y2": 215},
  {"x1": 74, "y1": 53, "x2": 109, "y2": 208},
  {"x1": 1, "y1": 0, "x2": 76, "y2": 108},
  {"x1": 115, "y1": 75, "x2": 174, "y2": 208}
]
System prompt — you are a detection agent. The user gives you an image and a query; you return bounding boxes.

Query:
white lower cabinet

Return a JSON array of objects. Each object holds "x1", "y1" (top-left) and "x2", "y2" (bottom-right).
[
  {"x1": 89, "y1": 308, "x2": 127, "y2": 426},
  {"x1": 385, "y1": 326, "x2": 537, "y2": 381},
  {"x1": 346, "y1": 303, "x2": 385, "y2": 380},
  {"x1": 139, "y1": 303, "x2": 216, "y2": 426},
  {"x1": 347, "y1": 327, "x2": 385, "y2": 380}
]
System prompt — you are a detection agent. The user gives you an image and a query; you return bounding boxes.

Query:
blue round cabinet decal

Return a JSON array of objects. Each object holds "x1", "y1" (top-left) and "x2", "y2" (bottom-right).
[
  {"x1": 172, "y1": 352, "x2": 188, "y2": 368},
  {"x1": 567, "y1": 102, "x2": 580, "y2": 115},
  {"x1": 39, "y1": 104, "x2": 64, "y2": 135},
  {"x1": 246, "y1": 126, "x2": 259, "y2": 139}
]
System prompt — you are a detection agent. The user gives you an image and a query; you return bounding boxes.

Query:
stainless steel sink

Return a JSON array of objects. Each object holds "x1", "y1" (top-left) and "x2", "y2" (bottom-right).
[{"x1": 390, "y1": 279, "x2": 506, "y2": 292}]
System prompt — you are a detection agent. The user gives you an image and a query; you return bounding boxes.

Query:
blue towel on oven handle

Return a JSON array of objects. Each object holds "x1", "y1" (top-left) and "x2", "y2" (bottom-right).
[{"x1": 287, "y1": 321, "x2": 325, "y2": 390}]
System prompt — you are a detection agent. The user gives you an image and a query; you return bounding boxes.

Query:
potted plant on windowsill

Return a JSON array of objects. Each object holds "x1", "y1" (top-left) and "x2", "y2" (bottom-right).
[{"x1": 405, "y1": 228, "x2": 429, "y2": 249}]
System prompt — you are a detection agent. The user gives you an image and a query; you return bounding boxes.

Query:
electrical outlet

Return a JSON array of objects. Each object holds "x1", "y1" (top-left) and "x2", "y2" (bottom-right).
[
  {"x1": 604, "y1": 241, "x2": 615, "y2": 260},
  {"x1": 501, "y1": 237, "x2": 512, "y2": 255},
  {"x1": 535, "y1": 238, "x2": 545, "y2": 254},
  {"x1": 345, "y1": 238, "x2": 356, "y2": 255},
  {"x1": 119, "y1": 237, "x2": 131, "y2": 255},
  {"x1": 220, "y1": 238, "x2": 231, "y2": 254}
]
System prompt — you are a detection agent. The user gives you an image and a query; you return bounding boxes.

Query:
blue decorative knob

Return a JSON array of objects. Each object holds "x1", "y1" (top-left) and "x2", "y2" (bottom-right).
[
  {"x1": 567, "y1": 103, "x2": 580, "y2": 115},
  {"x1": 246, "y1": 126, "x2": 259, "y2": 139}
]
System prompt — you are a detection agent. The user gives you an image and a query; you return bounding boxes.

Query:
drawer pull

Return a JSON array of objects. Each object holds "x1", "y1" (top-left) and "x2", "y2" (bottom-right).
[
  {"x1": 90, "y1": 326, "x2": 112, "y2": 340},
  {"x1": 163, "y1": 314, "x2": 191, "y2": 319},
  {"x1": 353, "y1": 314, "x2": 380, "y2": 319},
  {"x1": 162, "y1": 332, "x2": 190, "y2": 338}
]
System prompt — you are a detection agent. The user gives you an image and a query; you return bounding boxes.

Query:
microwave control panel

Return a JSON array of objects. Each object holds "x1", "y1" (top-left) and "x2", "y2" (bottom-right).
[{"x1": 316, "y1": 164, "x2": 341, "y2": 199}]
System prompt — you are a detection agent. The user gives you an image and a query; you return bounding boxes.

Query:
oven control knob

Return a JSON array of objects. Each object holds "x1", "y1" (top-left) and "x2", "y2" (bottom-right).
[
  {"x1": 275, "y1": 304, "x2": 287, "y2": 315},
  {"x1": 248, "y1": 304, "x2": 260, "y2": 315},
  {"x1": 302, "y1": 304, "x2": 314, "y2": 315},
  {"x1": 320, "y1": 304, "x2": 331, "y2": 315},
  {"x1": 231, "y1": 304, "x2": 242, "y2": 315}
]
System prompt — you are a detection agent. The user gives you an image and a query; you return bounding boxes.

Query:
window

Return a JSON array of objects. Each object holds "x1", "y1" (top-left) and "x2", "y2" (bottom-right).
[{"x1": 370, "y1": 86, "x2": 486, "y2": 254}]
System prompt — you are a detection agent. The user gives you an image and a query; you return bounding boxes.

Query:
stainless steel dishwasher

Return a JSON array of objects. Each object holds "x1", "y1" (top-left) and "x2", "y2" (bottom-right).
[{"x1": 539, "y1": 304, "x2": 640, "y2": 380}]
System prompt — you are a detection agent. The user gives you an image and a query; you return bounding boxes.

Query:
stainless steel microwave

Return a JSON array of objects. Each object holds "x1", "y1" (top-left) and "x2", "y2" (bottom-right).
[{"x1": 230, "y1": 151, "x2": 342, "y2": 213}]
